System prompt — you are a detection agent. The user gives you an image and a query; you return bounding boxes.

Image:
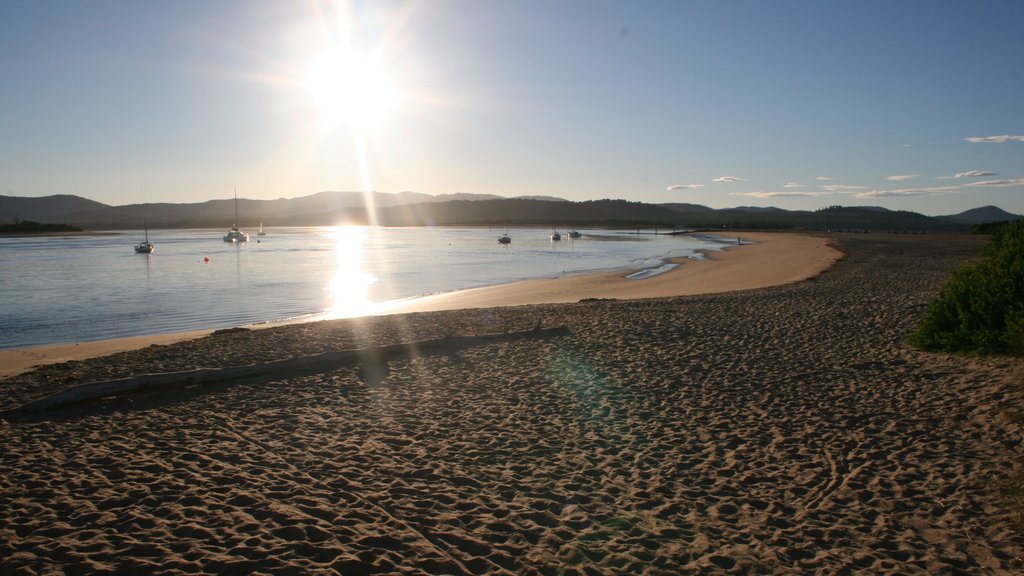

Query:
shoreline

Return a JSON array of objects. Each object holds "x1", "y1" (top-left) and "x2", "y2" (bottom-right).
[
  {"x1": 0, "y1": 232, "x2": 840, "y2": 379},
  {"x1": 380, "y1": 231, "x2": 838, "y2": 314},
  {"x1": 3, "y1": 232, "x2": 1021, "y2": 575}
]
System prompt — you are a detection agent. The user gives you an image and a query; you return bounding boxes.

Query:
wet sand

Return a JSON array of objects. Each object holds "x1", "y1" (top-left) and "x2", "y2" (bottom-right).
[{"x1": 1, "y1": 232, "x2": 1022, "y2": 575}]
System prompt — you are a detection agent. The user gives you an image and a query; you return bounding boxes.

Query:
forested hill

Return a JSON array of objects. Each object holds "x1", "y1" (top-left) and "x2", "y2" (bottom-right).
[{"x1": 1, "y1": 192, "x2": 1019, "y2": 232}]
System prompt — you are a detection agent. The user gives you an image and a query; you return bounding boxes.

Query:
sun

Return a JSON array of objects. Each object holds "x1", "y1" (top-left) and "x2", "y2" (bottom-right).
[{"x1": 305, "y1": 44, "x2": 397, "y2": 134}]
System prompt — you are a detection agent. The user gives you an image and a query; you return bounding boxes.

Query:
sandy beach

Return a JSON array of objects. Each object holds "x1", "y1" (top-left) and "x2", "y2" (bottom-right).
[{"x1": 2, "y1": 232, "x2": 1022, "y2": 574}]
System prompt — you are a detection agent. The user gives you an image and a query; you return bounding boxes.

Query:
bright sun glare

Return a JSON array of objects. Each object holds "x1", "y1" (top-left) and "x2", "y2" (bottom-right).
[
  {"x1": 325, "y1": 226, "x2": 378, "y2": 318},
  {"x1": 305, "y1": 45, "x2": 397, "y2": 134}
]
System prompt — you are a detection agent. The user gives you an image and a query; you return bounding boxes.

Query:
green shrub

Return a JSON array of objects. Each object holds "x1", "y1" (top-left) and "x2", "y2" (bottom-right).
[
  {"x1": 910, "y1": 220, "x2": 1024, "y2": 355},
  {"x1": 971, "y1": 220, "x2": 1013, "y2": 235}
]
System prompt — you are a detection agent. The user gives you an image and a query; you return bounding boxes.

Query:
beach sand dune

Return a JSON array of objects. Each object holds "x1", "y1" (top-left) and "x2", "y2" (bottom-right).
[{"x1": 2, "y1": 233, "x2": 1022, "y2": 574}]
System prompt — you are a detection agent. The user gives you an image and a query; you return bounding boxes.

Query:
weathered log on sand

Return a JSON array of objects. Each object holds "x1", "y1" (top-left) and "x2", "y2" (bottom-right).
[{"x1": 14, "y1": 325, "x2": 571, "y2": 415}]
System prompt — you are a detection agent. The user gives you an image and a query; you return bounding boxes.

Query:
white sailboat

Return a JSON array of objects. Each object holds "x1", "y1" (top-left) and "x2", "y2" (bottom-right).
[
  {"x1": 223, "y1": 189, "x2": 249, "y2": 242},
  {"x1": 134, "y1": 225, "x2": 154, "y2": 253},
  {"x1": 257, "y1": 221, "x2": 266, "y2": 236},
  {"x1": 498, "y1": 219, "x2": 511, "y2": 243}
]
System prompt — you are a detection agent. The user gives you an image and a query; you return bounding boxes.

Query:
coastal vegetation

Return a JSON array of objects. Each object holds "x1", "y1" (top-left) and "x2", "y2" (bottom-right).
[
  {"x1": 0, "y1": 220, "x2": 82, "y2": 234},
  {"x1": 910, "y1": 219, "x2": 1024, "y2": 355},
  {"x1": 909, "y1": 219, "x2": 1024, "y2": 527},
  {"x1": 909, "y1": 221, "x2": 1024, "y2": 530},
  {"x1": 971, "y1": 220, "x2": 1016, "y2": 235}
]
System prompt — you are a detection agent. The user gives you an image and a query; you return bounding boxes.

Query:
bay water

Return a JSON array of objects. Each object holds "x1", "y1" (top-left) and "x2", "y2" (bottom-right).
[{"x1": 0, "y1": 226, "x2": 732, "y2": 349}]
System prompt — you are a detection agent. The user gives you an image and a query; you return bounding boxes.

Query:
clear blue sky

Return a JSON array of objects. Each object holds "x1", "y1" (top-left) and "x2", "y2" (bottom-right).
[{"x1": 2, "y1": 0, "x2": 1022, "y2": 215}]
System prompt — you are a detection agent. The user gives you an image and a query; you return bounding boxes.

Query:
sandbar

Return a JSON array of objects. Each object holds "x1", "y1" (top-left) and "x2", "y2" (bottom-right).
[{"x1": 384, "y1": 232, "x2": 839, "y2": 313}]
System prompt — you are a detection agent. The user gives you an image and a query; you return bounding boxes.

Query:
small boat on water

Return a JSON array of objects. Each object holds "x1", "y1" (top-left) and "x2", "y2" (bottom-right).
[
  {"x1": 224, "y1": 226, "x2": 248, "y2": 243},
  {"x1": 551, "y1": 230, "x2": 562, "y2": 241},
  {"x1": 257, "y1": 221, "x2": 266, "y2": 236},
  {"x1": 568, "y1": 222, "x2": 582, "y2": 239},
  {"x1": 223, "y1": 189, "x2": 249, "y2": 243},
  {"x1": 134, "y1": 226, "x2": 154, "y2": 253},
  {"x1": 498, "y1": 219, "x2": 511, "y2": 244}
]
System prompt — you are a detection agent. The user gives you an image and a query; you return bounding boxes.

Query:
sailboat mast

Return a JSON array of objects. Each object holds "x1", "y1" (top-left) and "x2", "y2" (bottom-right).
[{"x1": 233, "y1": 186, "x2": 239, "y2": 227}]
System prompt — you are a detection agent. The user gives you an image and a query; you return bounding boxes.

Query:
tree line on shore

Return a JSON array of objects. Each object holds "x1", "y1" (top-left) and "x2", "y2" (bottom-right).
[{"x1": 3, "y1": 192, "x2": 1018, "y2": 232}]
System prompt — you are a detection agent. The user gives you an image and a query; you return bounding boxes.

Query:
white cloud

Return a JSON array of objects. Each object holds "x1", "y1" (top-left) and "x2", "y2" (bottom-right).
[
  {"x1": 937, "y1": 170, "x2": 998, "y2": 179},
  {"x1": 965, "y1": 135, "x2": 1024, "y2": 143},
  {"x1": 956, "y1": 170, "x2": 997, "y2": 178},
  {"x1": 783, "y1": 182, "x2": 806, "y2": 188},
  {"x1": 856, "y1": 190, "x2": 924, "y2": 198},
  {"x1": 854, "y1": 186, "x2": 960, "y2": 198},
  {"x1": 885, "y1": 174, "x2": 919, "y2": 181},
  {"x1": 966, "y1": 178, "x2": 1024, "y2": 187},
  {"x1": 712, "y1": 176, "x2": 745, "y2": 183},
  {"x1": 729, "y1": 191, "x2": 826, "y2": 198},
  {"x1": 815, "y1": 176, "x2": 833, "y2": 181},
  {"x1": 666, "y1": 184, "x2": 704, "y2": 191},
  {"x1": 821, "y1": 184, "x2": 866, "y2": 192}
]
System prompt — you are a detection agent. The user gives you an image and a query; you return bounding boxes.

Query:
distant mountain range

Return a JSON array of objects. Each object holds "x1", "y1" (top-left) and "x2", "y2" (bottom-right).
[{"x1": 1, "y1": 192, "x2": 1020, "y2": 232}]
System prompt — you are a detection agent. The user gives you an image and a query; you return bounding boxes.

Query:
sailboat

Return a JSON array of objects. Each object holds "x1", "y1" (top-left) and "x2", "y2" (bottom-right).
[
  {"x1": 498, "y1": 219, "x2": 511, "y2": 244},
  {"x1": 568, "y1": 226, "x2": 581, "y2": 239},
  {"x1": 223, "y1": 189, "x2": 249, "y2": 242},
  {"x1": 550, "y1": 229, "x2": 562, "y2": 241},
  {"x1": 257, "y1": 221, "x2": 266, "y2": 236},
  {"x1": 134, "y1": 225, "x2": 155, "y2": 253}
]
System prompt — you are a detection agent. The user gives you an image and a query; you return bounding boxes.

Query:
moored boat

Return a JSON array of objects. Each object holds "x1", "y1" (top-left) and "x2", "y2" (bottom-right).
[
  {"x1": 223, "y1": 189, "x2": 249, "y2": 242},
  {"x1": 224, "y1": 226, "x2": 248, "y2": 243},
  {"x1": 498, "y1": 219, "x2": 511, "y2": 243},
  {"x1": 134, "y1": 225, "x2": 154, "y2": 253}
]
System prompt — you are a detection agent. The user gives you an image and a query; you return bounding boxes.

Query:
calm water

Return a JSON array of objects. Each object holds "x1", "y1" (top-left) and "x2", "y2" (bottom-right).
[{"x1": 0, "y1": 226, "x2": 732, "y2": 349}]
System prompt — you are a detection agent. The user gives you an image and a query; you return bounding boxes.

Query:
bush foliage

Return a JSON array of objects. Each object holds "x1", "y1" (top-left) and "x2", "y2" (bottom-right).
[
  {"x1": 909, "y1": 220, "x2": 1024, "y2": 355},
  {"x1": 971, "y1": 220, "x2": 1015, "y2": 235}
]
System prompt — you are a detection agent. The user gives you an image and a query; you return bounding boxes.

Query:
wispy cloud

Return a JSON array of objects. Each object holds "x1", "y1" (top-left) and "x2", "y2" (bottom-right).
[
  {"x1": 783, "y1": 182, "x2": 806, "y2": 188},
  {"x1": 729, "y1": 191, "x2": 826, "y2": 198},
  {"x1": 821, "y1": 184, "x2": 866, "y2": 192},
  {"x1": 937, "y1": 170, "x2": 998, "y2": 180},
  {"x1": 815, "y1": 176, "x2": 833, "y2": 181},
  {"x1": 713, "y1": 176, "x2": 745, "y2": 183},
  {"x1": 666, "y1": 184, "x2": 704, "y2": 191},
  {"x1": 966, "y1": 178, "x2": 1024, "y2": 187},
  {"x1": 965, "y1": 135, "x2": 1024, "y2": 143},
  {"x1": 885, "y1": 174, "x2": 919, "y2": 181},
  {"x1": 854, "y1": 186, "x2": 960, "y2": 198}
]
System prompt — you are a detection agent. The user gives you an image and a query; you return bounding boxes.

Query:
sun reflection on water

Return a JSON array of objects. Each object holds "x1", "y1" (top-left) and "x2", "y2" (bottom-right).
[{"x1": 325, "y1": 226, "x2": 379, "y2": 318}]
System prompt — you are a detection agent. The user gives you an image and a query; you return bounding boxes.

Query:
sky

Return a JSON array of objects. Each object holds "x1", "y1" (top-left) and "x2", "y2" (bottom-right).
[{"x1": 1, "y1": 0, "x2": 1022, "y2": 216}]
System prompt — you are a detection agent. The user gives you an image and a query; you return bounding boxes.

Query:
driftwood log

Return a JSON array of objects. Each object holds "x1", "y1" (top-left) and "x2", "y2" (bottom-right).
[{"x1": 13, "y1": 325, "x2": 571, "y2": 415}]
